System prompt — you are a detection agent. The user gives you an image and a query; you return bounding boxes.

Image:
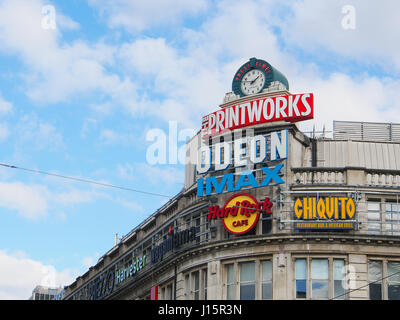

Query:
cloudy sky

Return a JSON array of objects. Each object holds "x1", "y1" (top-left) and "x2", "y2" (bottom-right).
[{"x1": 0, "y1": 0, "x2": 399, "y2": 299}]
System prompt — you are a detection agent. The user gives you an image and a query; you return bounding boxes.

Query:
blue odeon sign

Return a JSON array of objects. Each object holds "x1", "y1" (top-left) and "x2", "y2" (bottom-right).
[{"x1": 197, "y1": 130, "x2": 287, "y2": 197}]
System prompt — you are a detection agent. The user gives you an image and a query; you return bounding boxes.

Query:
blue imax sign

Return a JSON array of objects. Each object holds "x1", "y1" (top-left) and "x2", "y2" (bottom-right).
[
  {"x1": 197, "y1": 164, "x2": 284, "y2": 196},
  {"x1": 196, "y1": 130, "x2": 287, "y2": 196}
]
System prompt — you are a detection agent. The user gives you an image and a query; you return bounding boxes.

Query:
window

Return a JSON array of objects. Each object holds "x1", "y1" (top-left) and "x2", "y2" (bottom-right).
[
  {"x1": 368, "y1": 259, "x2": 400, "y2": 300},
  {"x1": 261, "y1": 214, "x2": 272, "y2": 234},
  {"x1": 387, "y1": 261, "x2": 400, "y2": 300},
  {"x1": 160, "y1": 283, "x2": 174, "y2": 300},
  {"x1": 225, "y1": 259, "x2": 273, "y2": 299},
  {"x1": 367, "y1": 201, "x2": 381, "y2": 234},
  {"x1": 166, "y1": 284, "x2": 173, "y2": 300},
  {"x1": 240, "y1": 262, "x2": 255, "y2": 300},
  {"x1": 385, "y1": 202, "x2": 400, "y2": 235},
  {"x1": 185, "y1": 274, "x2": 190, "y2": 300},
  {"x1": 311, "y1": 259, "x2": 329, "y2": 299},
  {"x1": 333, "y1": 259, "x2": 346, "y2": 300},
  {"x1": 261, "y1": 260, "x2": 273, "y2": 299},
  {"x1": 203, "y1": 269, "x2": 208, "y2": 300},
  {"x1": 295, "y1": 257, "x2": 347, "y2": 300},
  {"x1": 369, "y1": 261, "x2": 382, "y2": 300},
  {"x1": 194, "y1": 215, "x2": 201, "y2": 244},
  {"x1": 193, "y1": 271, "x2": 200, "y2": 300},
  {"x1": 226, "y1": 264, "x2": 235, "y2": 300},
  {"x1": 184, "y1": 267, "x2": 208, "y2": 300},
  {"x1": 295, "y1": 259, "x2": 307, "y2": 299}
]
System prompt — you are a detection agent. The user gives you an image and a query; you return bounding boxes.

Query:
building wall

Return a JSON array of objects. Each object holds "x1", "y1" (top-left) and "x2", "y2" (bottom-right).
[{"x1": 63, "y1": 116, "x2": 400, "y2": 301}]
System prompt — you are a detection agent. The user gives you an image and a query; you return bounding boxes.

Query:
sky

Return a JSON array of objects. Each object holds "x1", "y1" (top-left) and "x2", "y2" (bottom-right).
[{"x1": 0, "y1": 0, "x2": 399, "y2": 299}]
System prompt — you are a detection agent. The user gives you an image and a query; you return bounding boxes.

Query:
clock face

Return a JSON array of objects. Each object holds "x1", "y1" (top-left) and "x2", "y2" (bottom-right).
[{"x1": 240, "y1": 69, "x2": 265, "y2": 95}]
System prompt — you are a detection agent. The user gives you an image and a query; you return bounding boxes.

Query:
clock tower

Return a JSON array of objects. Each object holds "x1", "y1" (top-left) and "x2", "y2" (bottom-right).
[{"x1": 231, "y1": 57, "x2": 289, "y2": 98}]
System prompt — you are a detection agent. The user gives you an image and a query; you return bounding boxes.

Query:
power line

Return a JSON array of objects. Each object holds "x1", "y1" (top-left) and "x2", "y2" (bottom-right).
[
  {"x1": 0, "y1": 162, "x2": 172, "y2": 199},
  {"x1": 331, "y1": 269, "x2": 400, "y2": 300}
]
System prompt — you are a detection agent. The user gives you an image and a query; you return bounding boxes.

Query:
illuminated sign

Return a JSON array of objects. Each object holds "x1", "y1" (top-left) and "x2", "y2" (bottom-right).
[
  {"x1": 150, "y1": 227, "x2": 197, "y2": 263},
  {"x1": 294, "y1": 196, "x2": 356, "y2": 230},
  {"x1": 115, "y1": 255, "x2": 147, "y2": 285},
  {"x1": 197, "y1": 164, "x2": 284, "y2": 197},
  {"x1": 201, "y1": 94, "x2": 313, "y2": 138},
  {"x1": 196, "y1": 130, "x2": 287, "y2": 196},
  {"x1": 208, "y1": 193, "x2": 273, "y2": 234},
  {"x1": 70, "y1": 267, "x2": 115, "y2": 300},
  {"x1": 197, "y1": 130, "x2": 287, "y2": 174}
]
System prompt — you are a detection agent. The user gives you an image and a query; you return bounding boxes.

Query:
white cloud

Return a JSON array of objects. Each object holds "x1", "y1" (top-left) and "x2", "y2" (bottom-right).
[
  {"x1": 0, "y1": 182, "x2": 48, "y2": 220},
  {"x1": 0, "y1": 93, "x2": 12, "y2": 114},
  {"x1": 115, "y1": 1, "x2": 298, "y2": 127},
  {"x1": 57, "y1": 12, "x2": 80, "y2": 31},
  {"x1": 88, "y1": 0, "x2": 208, "y2": 32},
  {"x1": 0, "y1": 0, "x2": 139, "y2": 112},
  {"x1": 118, "y1": 37, "x2": 226, "y2": 127},
  {"x1": 124, "y1": 0, "x2": 399, "y2": 136},
  {"x1": 15, "y1": 114, "x2": 64, "y2": 151},
  {"x1": 289, "y1": 69, "x2": 400, "y2": 134},
  {"x1": 0, "y1": 179, "x2": 100, "y2": 220},
  {"x1": 0, "y1": 167, "x2": 153, "y2": 220},
  {"x1": 1, "y1": 0, "x2": 399, "y2": 136},
  {"x1": 279, "y1": 0, "x2": 400, "y2": 71},
  {"x1": 0, "y1": 249, "x2": 76, "y2": 299}
]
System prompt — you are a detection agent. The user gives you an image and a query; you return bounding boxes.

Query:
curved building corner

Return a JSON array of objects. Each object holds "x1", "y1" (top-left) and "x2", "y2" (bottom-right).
[{"x1": 63, "y1": 58, "x2": 400, "y2": 301}]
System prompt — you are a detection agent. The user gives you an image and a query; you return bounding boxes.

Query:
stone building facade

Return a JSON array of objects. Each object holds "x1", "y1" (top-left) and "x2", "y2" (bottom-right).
[{"x1": 63, "y1": 59, "x2": 400, "y2": 300}]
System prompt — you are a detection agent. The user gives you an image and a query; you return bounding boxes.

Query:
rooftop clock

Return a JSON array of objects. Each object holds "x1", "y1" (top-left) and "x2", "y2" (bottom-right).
[{"x1": 232, "y1": 57, "x2": 289, "y2": 97}]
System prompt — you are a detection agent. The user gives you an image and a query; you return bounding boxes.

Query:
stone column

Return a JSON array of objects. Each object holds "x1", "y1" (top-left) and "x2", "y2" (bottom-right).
[
  {"x1": 348, "y1": 254, "x2": 368, "y2": 300},
  {"x1": 273, "y1": 253, "x2": 291, "y2": 299},
  {"x1": 206, "y1": 260, "x2": 222, "y2": 299}
]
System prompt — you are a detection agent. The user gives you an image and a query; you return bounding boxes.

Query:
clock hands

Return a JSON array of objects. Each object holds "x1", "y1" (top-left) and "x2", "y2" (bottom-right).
[
  {"x1": 243, "y1": 75, "x2": 261, "y2": 84},
  {"x1": 250, "y1": 75, "x2": 260, "y2": 85},
  {"x1": 241, "y1": 71, "x2": 264, "y2": 95}
]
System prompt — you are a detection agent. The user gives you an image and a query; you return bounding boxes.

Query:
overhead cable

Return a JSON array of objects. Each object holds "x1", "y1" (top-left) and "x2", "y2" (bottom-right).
[{"x1": 0, "y1": 162, "x2": 172, "y2": 199}]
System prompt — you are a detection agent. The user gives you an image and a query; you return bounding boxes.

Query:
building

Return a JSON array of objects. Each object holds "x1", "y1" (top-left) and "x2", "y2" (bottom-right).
[
  {"x1": 63, "y1": 58, "x2": 400, "y2": 300},
  {"x1": 29, "y1": 285, "x2": 63, "y2": 300}
]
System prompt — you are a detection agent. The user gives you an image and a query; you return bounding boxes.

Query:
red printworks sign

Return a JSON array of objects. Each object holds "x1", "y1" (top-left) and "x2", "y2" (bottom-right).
[{"x1": 202, "y1": 93, "x2": 313, "y2": 138}]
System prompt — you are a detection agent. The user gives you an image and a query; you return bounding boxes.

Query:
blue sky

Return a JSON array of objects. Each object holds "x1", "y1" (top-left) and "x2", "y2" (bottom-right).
[{"x1": 0, "y1": 0, "x2": 399, "y2": 299}]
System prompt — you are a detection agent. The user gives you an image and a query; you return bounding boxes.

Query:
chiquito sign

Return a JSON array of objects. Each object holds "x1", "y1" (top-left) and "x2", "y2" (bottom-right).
[
  {"x1": 197, "y1": 130, "x2": 287, "y2": 196},
  {"x1": 208, "y1": 193, "x2": 273, "y2": 234},
  {"x1": 202, "y1": 93, "x2": 313, "y2": 138},
  {"x1": 294, "y1": 196, "x2": 357, "y2": 230}
]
